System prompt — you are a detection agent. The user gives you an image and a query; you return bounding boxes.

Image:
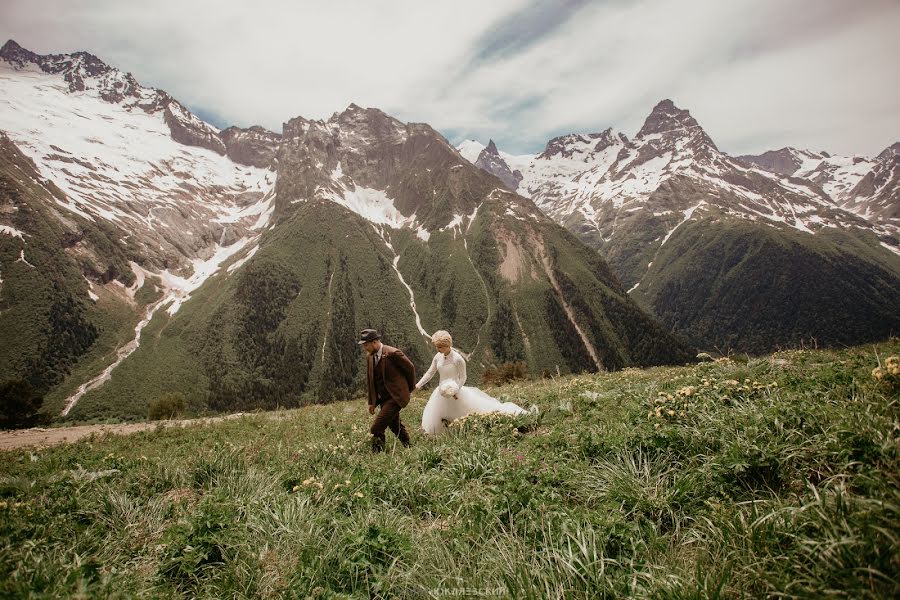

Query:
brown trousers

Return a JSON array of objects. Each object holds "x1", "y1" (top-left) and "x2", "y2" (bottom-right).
[{"x1": 370, "y1": 399, "x2": 410, "y2": 452}]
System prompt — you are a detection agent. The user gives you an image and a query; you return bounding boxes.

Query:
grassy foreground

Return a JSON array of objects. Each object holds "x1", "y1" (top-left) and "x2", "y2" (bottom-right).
[{"x1": 1, "y1": 342, "x2": 898, "y2": 598}]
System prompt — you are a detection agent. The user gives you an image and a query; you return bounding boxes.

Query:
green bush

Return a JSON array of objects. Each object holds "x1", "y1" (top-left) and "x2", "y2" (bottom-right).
[
  {"x1": 148, "y1": 392, "x2": 186, "y2": 420},
  {"x1": 482, "y1": 361, "x2": 528, "y2": 386},
  {"x1": 0, "y1": 378, "x2": 45, "y2": 429}
]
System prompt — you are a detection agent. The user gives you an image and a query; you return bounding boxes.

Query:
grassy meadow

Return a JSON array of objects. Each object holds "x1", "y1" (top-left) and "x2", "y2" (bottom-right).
[{"x1": 1, "y1": 341, "x2": 898, "y2": 598}]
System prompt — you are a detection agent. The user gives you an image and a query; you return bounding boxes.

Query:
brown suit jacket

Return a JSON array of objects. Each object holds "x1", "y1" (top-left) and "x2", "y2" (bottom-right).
[{"x1": 367, "y1": 345, "x2": 416, "y2": 409}]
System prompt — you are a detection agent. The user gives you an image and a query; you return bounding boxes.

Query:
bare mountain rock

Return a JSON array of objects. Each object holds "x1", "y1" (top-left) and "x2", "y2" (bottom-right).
[
  {"x1": 474, "y1": 140, "x2": 523, "y2": 191},
  {"x1": 221, "y1": 125, "x2": 281, "y2": 168}
]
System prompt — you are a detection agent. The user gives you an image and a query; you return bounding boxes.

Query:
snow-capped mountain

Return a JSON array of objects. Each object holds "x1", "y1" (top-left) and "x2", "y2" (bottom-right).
[
  {"x1": 841, "y1": 142, "x2": 899, "y2": 223},
  {"x1": 736, "y1": 147, "x2": 884, "y2": 215},
  {"x1": 0, "y1": 41, "x2": 693, "y2": 422},
  {"x1": 736, "y1": 147, "x2": 828, "y2": 177},
  {"x1": 460, "y1": 99, "x2": 900, "y2": 353},
  {"x1": 0, "y1": 39, "x2": 277, "y2": 303},
  {"x1": 466, "y1": 100, "x2": 896, "y2": 251}
]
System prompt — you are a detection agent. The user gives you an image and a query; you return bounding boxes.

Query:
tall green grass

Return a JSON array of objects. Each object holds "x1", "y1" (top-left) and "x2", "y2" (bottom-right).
[{"x1": 1, "y1": 341, "x2": 898, "y2": 598}]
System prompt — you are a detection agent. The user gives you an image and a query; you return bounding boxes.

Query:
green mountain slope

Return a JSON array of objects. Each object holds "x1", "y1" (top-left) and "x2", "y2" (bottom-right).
[
  {"x1": 476, "y1": 101, "x2": 900, "y2": 355},
  {"x1": 68, "y1": 189, "x2": 694, "y2": 421},
  {"x1": 0, "y1": 133, "x2": 156, "y2": 413},
  {"x1": 621, "y1": 212, "x2": 900, "y2": 353}
]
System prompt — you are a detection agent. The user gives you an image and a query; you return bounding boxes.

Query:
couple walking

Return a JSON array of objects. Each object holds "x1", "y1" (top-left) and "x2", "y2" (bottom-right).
[{"x1": 359, "y1": 328, "x2": 528, "y2": 452}]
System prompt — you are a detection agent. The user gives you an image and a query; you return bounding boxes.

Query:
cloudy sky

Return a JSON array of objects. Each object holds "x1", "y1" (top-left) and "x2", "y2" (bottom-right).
[{"x1": 1, "y1": 0, "x2": 898, "y2": 156}]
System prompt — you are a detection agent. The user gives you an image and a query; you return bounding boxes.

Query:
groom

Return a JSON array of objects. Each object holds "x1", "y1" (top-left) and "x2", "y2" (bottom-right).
[{"x1": 359, "y1": 329, "x2": 416, "y2": 452}]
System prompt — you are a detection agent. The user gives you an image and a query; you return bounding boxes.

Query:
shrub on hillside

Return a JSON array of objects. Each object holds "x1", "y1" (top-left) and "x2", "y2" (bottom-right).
[
  {"x1": 482, "y1": 361, "x2": 528, "y2": 386},
  {"x1": 149, "y1": 392, "x2": 186, "y2": 420},
  {"x1": 0, "y1": 378, "x2": 46, "y2": 429},
  {"x1": 872, "y1": 355, "x2": 899, "y2": 393}
]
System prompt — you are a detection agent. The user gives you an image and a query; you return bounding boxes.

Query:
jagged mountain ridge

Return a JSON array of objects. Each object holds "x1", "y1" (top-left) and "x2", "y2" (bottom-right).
[
  {"x1": 460, "y1": 100, "x2": 900, "y2": 352},
  {"x1": 736, "y1": 145, "x2": 897, "y2": 225},
  {"x1": 474, "y1": 140, "x2": 523, "y2": 191},
  {"x1": 0, "y1": 38, "x2": 279, "y2": 295},
  {"x1": 834, "y1": 142, "x2": 899, "y2": 224},
  {"x1": 0, "y1": 41, "x2": 692, "y2": 422}
]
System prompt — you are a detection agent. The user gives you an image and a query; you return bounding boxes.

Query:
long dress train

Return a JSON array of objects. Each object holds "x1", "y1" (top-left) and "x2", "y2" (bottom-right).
[{"x1": 417, "y1": 349, "x2": 528, "y2": 435}]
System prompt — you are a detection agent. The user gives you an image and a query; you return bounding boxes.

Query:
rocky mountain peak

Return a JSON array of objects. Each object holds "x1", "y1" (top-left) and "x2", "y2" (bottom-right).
[
  {"x1": 638, "y1": 99, "x2": 693, "y2": 133},
  {"x1": 877, "y1": 142, "x2": 900, "y2": 161},
  {"x1": 475, "y1": 139, "x2": 522, "y2": 191},
  {"x1": 0, "y1": 41, "x2": 241, "y2": 156},
  {"x1": 67, "y1": 50, "x2": 111, "y2": 74},
  {"x1": 331, "y1": 103, "x2": 393, "y2": 125},
  {"x1": 1, "y1": 40, "x2": 117, "y2": 90},
  {"x1": 328, "y1": 103, "x2": 408, "y2": 147},
  {"x1": 220, "y1": 125, "x2": 281, "y2": 168},
  {"x1": 636, "y1": 99, "x2": 717, "y2": 152},
  {"x1": 0, "y1": 39, "x2": 37, "y2": 66},
  {"x1": 538, "y1": 128, "x2": 626, "y2": 160},
  {"x1": 735, "y1": 147, "x2": 823, "y2": 176}
]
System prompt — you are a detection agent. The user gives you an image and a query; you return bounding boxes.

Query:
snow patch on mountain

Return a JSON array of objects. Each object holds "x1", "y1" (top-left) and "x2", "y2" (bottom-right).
[
  {"x1": 0, "y1": 63, "x2": 272, "y2": 223},
  {"x1": 16, "y1": 249, "x2": 35, "y2": 268},
  {"x1": 374, "y1": 227, "x2": 429, "y2": 338},
  {"x1": 466, "y1": 100, "x2": 897, "y2": 254},
  {"x1": 0, "y1": 225, "x2": 26, "y2": 239},
  {"x1": 160, "y1": 236, "x2": 257, "y2": 315},
  {"x1": 322, "y1": 162, "x2": 417, "y2": 229},
  {"x1": 0, "y1": 48, "x2": 278, "y2": 297},
  {"x1": 227, "y1": 244, "x2": 260, "y2": 273},
  {"x1": 661, "y1": 202, "x2": 705, "y2": 247},
  {"x1": 457, "y1": 139, "x2": 485, "y2": 163},
  {"x1": 214, "y1": 188, "x2": 277, "y2": 229}
]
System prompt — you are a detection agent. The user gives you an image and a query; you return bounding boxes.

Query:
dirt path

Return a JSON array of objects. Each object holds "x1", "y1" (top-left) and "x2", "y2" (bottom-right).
[{"x1": 0, "y1": 413, "x2": 253, "y2": 451}]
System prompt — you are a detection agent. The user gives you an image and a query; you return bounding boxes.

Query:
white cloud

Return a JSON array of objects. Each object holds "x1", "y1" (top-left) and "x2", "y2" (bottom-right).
[{"x1": 1, "y1": 0, "x2": 897, "y2": 157}]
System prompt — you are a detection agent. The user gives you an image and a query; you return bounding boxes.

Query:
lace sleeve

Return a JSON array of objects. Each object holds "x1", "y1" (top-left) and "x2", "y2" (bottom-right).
[
  {"x1": 456, "y1": 352, "x2": 467, "y2": 387},
  {"x1": 416, "y1": 354, "x2": 438, "y2": 389}
]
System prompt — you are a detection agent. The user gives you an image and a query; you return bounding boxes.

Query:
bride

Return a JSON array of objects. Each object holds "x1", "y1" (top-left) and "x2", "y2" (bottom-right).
[{"x1": 416, "y1": 330, "x2": 528, "y2": 435}]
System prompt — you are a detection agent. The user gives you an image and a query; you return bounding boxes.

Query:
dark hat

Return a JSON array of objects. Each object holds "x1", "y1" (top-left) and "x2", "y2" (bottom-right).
[{"x1": 357, "y1": 328, "x2": 381, "y2": 345}]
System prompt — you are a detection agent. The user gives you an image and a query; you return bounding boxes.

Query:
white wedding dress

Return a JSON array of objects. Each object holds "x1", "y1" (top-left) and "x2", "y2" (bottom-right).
[{"x1": 417, "y1": 349, "x2": 528, "y2": 435}]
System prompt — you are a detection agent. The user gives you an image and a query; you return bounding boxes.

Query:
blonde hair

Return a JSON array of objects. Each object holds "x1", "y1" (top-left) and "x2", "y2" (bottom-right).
[{"x1": 431, "y1": 330, "x2": 452, "y2": 348}]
